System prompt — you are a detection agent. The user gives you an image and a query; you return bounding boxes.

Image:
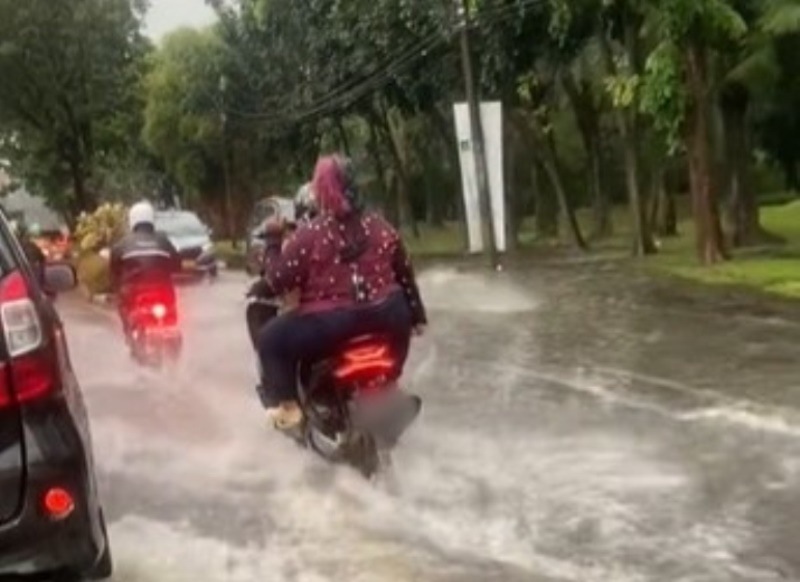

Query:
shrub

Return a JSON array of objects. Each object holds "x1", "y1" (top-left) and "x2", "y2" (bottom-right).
[
  {"x1": 76, "y1": 252, "x2": 111, "y2": 297},
  {"x1": 74, "y1": 203, "x2": 127, "y2": 254},
  {"x1": 72, "y1": 203, "x2": 126, "y2": 297}
]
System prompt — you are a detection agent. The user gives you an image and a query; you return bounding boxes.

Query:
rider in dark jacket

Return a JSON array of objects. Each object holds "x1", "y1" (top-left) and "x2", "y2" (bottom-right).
[{"x1": 110, "y1": 201, "x2": 180, "y2": 337}]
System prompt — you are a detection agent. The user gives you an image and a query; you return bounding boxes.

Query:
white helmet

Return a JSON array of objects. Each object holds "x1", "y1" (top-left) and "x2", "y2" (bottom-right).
[{"x1": 128, "y1": 200, "x2": 155, "y2": 231}]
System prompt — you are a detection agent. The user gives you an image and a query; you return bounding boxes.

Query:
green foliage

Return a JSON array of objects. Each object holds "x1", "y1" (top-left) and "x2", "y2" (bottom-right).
[
  {"x1": 604, "y1": 72, "x2": 641, "y2": 109},
  {"x1": 656, "y1": 0, "x2": 747, "y2": 43},
  {"x1": 141, "y1": 28, "x2": 226, "y2": 198},
  {"x1": 0, "y1": 0, "x2": 149, "y2": 218},
  {"x1": 638, "y1": 42, "x2": 687, "y2": 151},
  {"x1": 73, "y1": 203, "x2": 128, "y2": 253}
]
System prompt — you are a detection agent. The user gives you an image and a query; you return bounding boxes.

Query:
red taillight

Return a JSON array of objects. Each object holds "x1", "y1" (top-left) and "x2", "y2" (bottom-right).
[
  {"x1": 0, "y1": 271, "x2": 54, "y2": 410},
  {"x1": 130, "y1": 288, "x2": 177, "y2": 327},
  {"x1": 333, "y1": 343, "x2": 395, "y2": 381},
  {"x1": 43, "y1": 487, "x2": 75, "y2": 520}
]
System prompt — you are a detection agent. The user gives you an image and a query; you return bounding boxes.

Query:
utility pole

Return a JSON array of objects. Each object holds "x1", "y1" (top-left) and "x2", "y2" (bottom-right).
[{"x1": 456, "y1": 0, "x2": 499, "y2": 269}]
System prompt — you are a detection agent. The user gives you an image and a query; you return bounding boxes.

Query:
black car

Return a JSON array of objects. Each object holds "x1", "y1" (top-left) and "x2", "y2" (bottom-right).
[
  {"x1": 0, "y1": 209, "x2": 112, "y2": 579},
  {"x1": 154, "y1": 210, "x2": 218, "y2": 280}
]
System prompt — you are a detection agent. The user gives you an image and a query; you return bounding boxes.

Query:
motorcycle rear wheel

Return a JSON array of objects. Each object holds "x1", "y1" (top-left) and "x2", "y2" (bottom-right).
[{"x1": 348, "y1": 431, "x2": 386, "y2": 479}]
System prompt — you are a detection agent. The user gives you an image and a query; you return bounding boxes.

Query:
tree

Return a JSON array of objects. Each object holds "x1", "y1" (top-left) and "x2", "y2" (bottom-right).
[
  {"x1": 0, "y1": 0, "x2": 148, "y2": 220},
  {"x1": 601, "y1": 0, "x2": 659, "y2": 256},
  {"x1": 141, "y1": 28, "x2": 227, "y2": 204},
  {"x1": 641, "y1": 0, "x2": 747, "y2": 263},
  {"x1": 752, "y1": 7, "x2": 800, "y2": 193}
]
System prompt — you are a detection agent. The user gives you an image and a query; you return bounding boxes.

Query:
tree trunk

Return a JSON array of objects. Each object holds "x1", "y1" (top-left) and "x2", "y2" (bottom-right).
[
  {"x1": 504, "y1": 115, "x2": 518, "y2": 250},
  {"x1": 620, "y1": 110, "x2": 657, "y2": 255},
  {"x1": 68, "y1": 157, "x2": 97, "y2": 215},
  {"x1": 562, "y1": 72, "x2": 611, "y2": 238},
  {"x1": 533, "y1": 162, "x2": 558, "y2": 238},
  {"x1": 588, "y1": 136, "x2": 610, "y2": 238},
  {"x1": 599, "y1": 23, "x2": 654, "y2": 255},
  {"x1": 780, "y1": 158, "x2": 799, "y2": 192},
  {"x1": 367, "y1": 120, "x2": 389, "y2": 204},
  {"x1": 534, "y1": 121, "x2": 587, "y2": 250},
  {"x1": 649, "y1": 166, "x2": 678, "y2": 237},
  {"x1": 720, "y1": 83, "x2": 782, "y2": 246},
  {"x1": 335, "y1": 117, "x2": 351, "y2": 156},
  {"x1": 686, "y1": 43, "x2": 727, "y2": 264},
  {"x1": 381, "y1": 106, "x2": 419, "y2": 237},
  {"x1": 428, "y1": 106, "x2": 469, "y2": 248}
]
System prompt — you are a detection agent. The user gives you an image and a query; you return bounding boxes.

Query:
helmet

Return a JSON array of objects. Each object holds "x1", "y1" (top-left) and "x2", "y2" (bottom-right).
[
  {"x1": 294, "y1": 182, "x2": 317, "y2": 223},
  {"x1": 128, "y1": 200, "x2": 155, "y2": 231}
]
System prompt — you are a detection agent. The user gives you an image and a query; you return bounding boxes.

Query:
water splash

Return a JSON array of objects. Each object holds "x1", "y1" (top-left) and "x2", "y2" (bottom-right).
[{"x1": 416, "y1": 267, "x2": 538, "y2": 313}]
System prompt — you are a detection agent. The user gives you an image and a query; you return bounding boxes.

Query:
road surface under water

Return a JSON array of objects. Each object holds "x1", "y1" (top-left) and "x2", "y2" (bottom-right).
[{"x1": 57, "y1": 263, "x2": 800, "y2": 582}]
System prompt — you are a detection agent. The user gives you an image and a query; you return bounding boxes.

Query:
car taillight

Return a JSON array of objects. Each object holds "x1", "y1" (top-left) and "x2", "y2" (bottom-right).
[
  {"x1": 43, "y1": 486, "x2": 75, "y2": 520},
  {"x1": 0, "y1": 271, "x2": 55, "y2": 410}
]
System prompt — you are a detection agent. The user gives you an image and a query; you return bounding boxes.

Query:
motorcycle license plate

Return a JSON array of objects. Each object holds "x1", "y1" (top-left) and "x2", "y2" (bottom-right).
[{"x1": 182, "y1": 259, "x2": 195, "y2": 269}]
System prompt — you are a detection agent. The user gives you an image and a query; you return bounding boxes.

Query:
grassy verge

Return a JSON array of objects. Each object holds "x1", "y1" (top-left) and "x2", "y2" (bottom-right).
[
  {"x1": 215, "y1": 240, "x2": 250, "y2": 271},
  {"x1": 215, "y1": 196, "x2": 800, "y2": 300},
  {"x1": 649, "y1": 200, "x2": 800, "y2": 299}
]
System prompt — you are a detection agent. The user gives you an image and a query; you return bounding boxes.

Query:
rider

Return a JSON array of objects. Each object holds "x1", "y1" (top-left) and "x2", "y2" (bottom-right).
[
  {"x1": 13, "y1": 220, "x2": 46, "y2": 282},
  {"x1": 110, "y1": 201, "x2": 181, "y2": 339},
  {"x1": 249, "y1": 154, "x2": 428, "y2": 429}
]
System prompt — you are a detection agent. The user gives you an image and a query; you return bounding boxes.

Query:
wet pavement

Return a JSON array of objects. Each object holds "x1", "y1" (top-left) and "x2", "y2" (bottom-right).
[{"x1": 57, "y1": 262, "x2": 800, "y2": 581}]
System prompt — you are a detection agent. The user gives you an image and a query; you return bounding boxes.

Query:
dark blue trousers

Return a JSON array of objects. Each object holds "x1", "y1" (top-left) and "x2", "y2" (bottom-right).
[{"x1": 257, "y1": 290, "x2": 412, "y2": 403}]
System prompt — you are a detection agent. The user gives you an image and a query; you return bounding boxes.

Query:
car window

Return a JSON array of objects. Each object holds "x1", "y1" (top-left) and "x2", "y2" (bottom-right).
[{"x1": 249, "y1": 201, "x2": 273, "y2": 230}]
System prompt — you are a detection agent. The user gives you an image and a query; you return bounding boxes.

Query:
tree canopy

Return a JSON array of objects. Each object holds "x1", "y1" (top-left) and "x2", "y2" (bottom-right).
[
  {"x1": 2, "y1": 0, "x2": 800, "y2": 263},
  {"x1": 0, "y1": 0, "x2": 149, "y2": 220}
]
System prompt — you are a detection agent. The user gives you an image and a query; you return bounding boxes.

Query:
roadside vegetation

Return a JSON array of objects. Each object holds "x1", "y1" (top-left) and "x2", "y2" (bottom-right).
[{"x1": 2, "y1": 0, "x2": 800, "y2": 300}]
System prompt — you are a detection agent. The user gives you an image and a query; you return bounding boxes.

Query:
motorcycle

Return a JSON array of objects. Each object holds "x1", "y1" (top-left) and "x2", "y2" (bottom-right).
[
  {"x1": 245, "y1": 293, "x2": 422, "y2": 479},
  {"x1": 125, "y1": 286, "x2": 183, "y2": 369}
]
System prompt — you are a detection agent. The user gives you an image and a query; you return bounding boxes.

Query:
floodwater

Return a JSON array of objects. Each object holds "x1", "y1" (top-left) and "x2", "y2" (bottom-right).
[{"x1": 57, "y1": 262, "x2": 800, "y2": 581}]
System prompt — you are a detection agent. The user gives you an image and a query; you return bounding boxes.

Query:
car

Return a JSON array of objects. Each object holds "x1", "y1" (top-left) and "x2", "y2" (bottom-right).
[
  {"x1": 244, "y1": 196, "x2": 296, "y2": 276},
  {"x1": 31, "y1": 229, "x2": 73, "y2": 263},
  {"x1": 0, "y1": 207, "x2": 112, "y2": 580},
  {"x1": 154, "y1": 210, "x2": 218, "y2": 281}
]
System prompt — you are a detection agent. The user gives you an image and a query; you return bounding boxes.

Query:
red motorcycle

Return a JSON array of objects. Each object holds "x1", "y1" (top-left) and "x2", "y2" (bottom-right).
[
  {"x1": 246, "y1": 295, "x2": 421, "y2": 479},
  {"x1": 124, "y1": 285, "x2": 182, "y2": 369}
]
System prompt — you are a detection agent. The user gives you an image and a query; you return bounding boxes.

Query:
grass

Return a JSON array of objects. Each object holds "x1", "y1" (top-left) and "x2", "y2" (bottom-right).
[{"x1": 650, "y1": 199, "x2": 800, "y2": 299}]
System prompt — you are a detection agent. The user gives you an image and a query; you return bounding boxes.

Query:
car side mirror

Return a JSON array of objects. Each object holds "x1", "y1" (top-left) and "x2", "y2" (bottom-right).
[{"x1": 43, "y1": 262, "x2": 77, "y2": 295}]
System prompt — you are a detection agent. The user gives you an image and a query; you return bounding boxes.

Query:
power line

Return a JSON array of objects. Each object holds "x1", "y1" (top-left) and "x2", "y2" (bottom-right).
[{"x1": 222, "y1": 0, "x2": 546, "y2": 127}]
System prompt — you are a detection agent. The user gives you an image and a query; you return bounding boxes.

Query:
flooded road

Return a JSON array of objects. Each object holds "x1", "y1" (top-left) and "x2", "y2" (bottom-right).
[{"x1": 60, "y1": 263, "x2": 800, "y2": 581}]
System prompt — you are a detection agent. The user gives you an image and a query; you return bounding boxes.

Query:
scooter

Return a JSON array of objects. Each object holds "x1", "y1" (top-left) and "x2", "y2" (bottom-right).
[
  {"x1": 245, "y1": 293, "x2": 422, "y2": 479},
  {"x1": 125, "y1": 287, "x2": 182, "y2": 370}
]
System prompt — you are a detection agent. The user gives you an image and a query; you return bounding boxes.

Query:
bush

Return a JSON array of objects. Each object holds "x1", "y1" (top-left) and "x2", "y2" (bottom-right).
[
  {"x1": 74, "y1": 203, "x2": 127, "y2": 254},
  {"x1": 76, "y1": 252, "x2": 111, "y2": 297},
  {"x1": 72, "y1": 203, "x2": 127, "y2": 298}
]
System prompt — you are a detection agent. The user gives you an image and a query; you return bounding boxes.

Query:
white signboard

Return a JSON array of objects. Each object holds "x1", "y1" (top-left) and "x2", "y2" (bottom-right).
[{"x1": 453, "y1": 101, "x2": 506, "y2": 253}]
